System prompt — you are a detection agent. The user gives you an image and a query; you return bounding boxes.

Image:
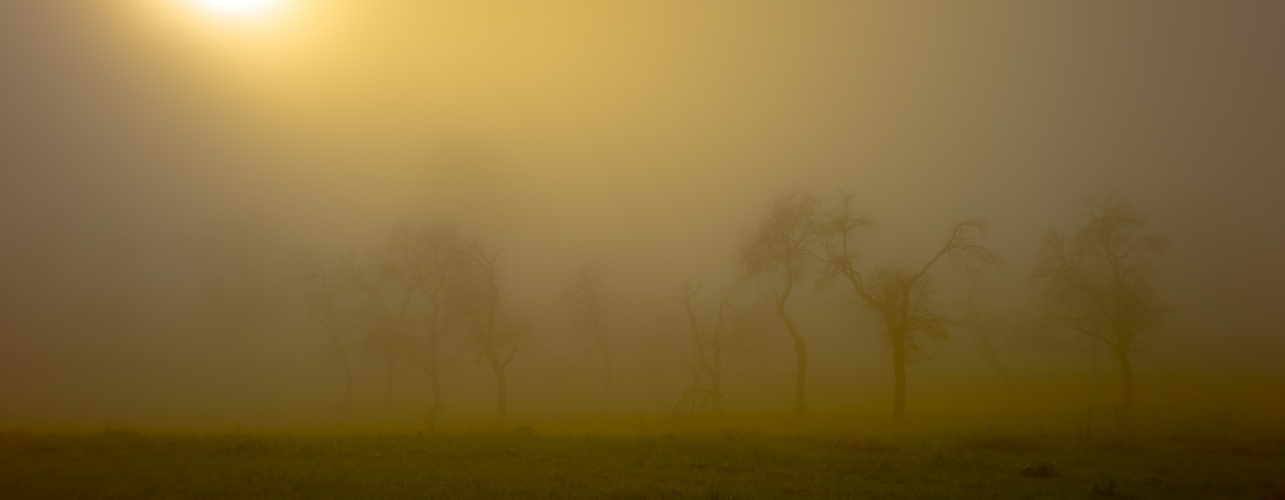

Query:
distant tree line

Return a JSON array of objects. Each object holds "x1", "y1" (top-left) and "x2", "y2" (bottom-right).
[
  {"x1": 291, "y1": 190, "x2": 1166, "y2": 424},
  {"x1": 292, "y1": 222, "x2": 527, "y2": 427}
]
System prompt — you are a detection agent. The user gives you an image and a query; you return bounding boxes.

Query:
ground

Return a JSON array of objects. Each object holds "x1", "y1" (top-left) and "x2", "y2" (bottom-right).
[{"x1": 2, "y1": 420, "x2": 1282, "y2": 499}]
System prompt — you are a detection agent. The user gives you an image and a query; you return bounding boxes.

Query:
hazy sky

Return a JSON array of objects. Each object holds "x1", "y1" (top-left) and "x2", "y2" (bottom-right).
[{"x1": 2, "y1": 1, "x2": 1283, "y2": 427}]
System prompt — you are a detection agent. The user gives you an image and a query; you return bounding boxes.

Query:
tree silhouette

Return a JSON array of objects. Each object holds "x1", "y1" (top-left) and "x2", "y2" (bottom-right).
[
  {"x1": 955, "y1": 269, "x2": 1014, "y2": 397},
  {"x1": 628, "y1": 318, "x2": 672, "y2": 415},
  {"x1": 329, "y1": 221, "x2": 445, "y2": 414},
  {"x1": 406, "y1": 221, "x2": 468, "y2": 430},
  {"x1": 529, "y1": 329, "x2": 592, "y2": 416},
  {"x1": 455, "y1": 241, "x2": 528, "y2": 424},
  {"x1": 1030, "y1": 193, "x2": 1167, "y2": 413},
  {"x1": 334, "y1": 246, "x2": 414, "y2": 413},
  {"x1": 290, "y1": 248, "x2": 357, "y2": 411},
  {"x1": 663, "y1": 281, "x2": 749, "y2": 416},
  {"x1": 561, "y1": 257, "x2": 613, "y2": 414},
  {"x1": 667, "y1": 282, "x2": 717, "y2": 416},
  {"x1": 739, "y1": 191, "x2": 828, "y2": 419},
  {"x1": 819, "y1": 192, "x2": 996, "y2": 420},
  {"x1": 293, "y1": 221, "x2": 472, "y2": 422}
]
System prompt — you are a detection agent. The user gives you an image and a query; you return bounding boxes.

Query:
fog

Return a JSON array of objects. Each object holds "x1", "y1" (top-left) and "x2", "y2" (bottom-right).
[{"x1": 2, "y1": 1, "x2": 1283, "y2": 430}]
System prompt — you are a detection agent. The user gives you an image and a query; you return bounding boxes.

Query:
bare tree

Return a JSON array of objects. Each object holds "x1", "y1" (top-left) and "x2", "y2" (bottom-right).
[
  {"x1": 1030, "y1": 193, "x2": 1167, "y2": 413},
  {"x1": 956, "y1": 270, "x2": 1014, "y2": 397},
  {"x1": 819, "y1": 192, "x2": 996, "y2": 420},
  {"x1": 670, "y1": 322, "x2": 709, "y2": 416},
  {"x1": 561, "y1": 257, "x2": 613, "y2": 414},
  {"x1": 456, "y1": 241, "x2": 529, "y2": 424},
  {"x1": 739, "y1": 191, "x2": 828, "y2": 419},
  {"x1": 529, "y1": 330, "x2": 592, "y2": 416},
  {"x1": 708, "y1": 297, "x2": 760, "y2": 412},
  {"x1": 667, "y1": 282, "x2": 717, "y2": 415},
  {"x1": 293, "y1": 221, "x2": 470, "y2": 423},
  {"x1": 628, "y1": 319, "x2": 672, "y2": 415},
  {"x1": 334, "y1": 224, "x2": 425, "y2": 413},
  {"x1": 407, "y1": 221, "x2": 468, "y2": 430},
  {"x1": 334, "y1": 246, "x2": 408, "y2": 413},
  {"x1": 663, "y1": 281, "x2": 751, "y2": 416},
  {"x1": 290, "y1": 248, "x2": 357, "y2": 411}
]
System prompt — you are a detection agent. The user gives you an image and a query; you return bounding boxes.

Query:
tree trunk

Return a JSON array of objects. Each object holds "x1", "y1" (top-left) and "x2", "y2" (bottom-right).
[
  {"x1": 1116, "y1": 347, "x2": 1134, "y2": 413},
  {"x1": 710, "y1": 360, "x2": 723, "y2": 415},
  {"x1": 982, "y1": 350, "x2": 1014, "y2": 397},
  {"x1": 385, "y1": 350, "x2": 396, "y2": 413},
  {"x1": 776, "y1": 301, "x2": 807, "y2": 420},
  {"x1": 649, "y1": 376, "x2": 661, "y2": 415},
  {"x1": 992, "y1": 359, "x2": 1015, "y2": 398},
  {"x1": 324, "y1": 325, "x2": 353, "y2": 413},
  {"x1": 337, "y1": 344, "x2": 353, "y2": 413},
  {"x1": 599, "y1": 352, "x2": 612, "y2": 415},
  {"x1": 428, "y1": 337, "x2": 442, "y2": 432},
  {"x1": 341, "y1": 355, "x2": 354, "y2": 413},
  {"x1": 793, "y1": 336, "x2": 807, "y2": 419},
  {"x1": 493, "y1": 361, "x2": 508, "y2": 424},
  {"x1": 892, "y1": 333, "x2": 906, "y2": 421},
  {"x1": 553, "y1": 376, "x2": 563, "y2": 416}
]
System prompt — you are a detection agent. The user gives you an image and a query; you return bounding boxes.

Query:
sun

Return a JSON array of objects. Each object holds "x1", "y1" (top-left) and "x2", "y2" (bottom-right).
[{"x1": 184, "y1": 0, "x2": 285, "y2": 20}]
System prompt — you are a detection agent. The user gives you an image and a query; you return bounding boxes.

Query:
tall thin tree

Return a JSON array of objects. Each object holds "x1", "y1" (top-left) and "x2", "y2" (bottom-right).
[
  {"x1": 956, "y1": 269, "x2": 1014, "y2": 397},
  {"x1": 408, "y1": 221, "x2": 467, "y2": 430},
  {"x1": 561, "y1": 257, "x2": 613, "y2": 414},
  {"x1": 528, "y1": 330, "x2": 591, "y2": 416},
  {"x1": 819, "y1": 192, "x2": 996, "y2": 420},
  {"x1": 628, "y1": 319, "x2": 672, "y2": 416},
  {"x1": 456, "y1": 241, "x2": 528, "y2": 424},
  {"x1": 1030, "y1": 193, "x2": 1166, "y2": 413},
  {"x1": 665, "y1": 281, "x2": 746, "y2": 416},
  {"x1": 739, "y1": 191, "x2": 828, "y2": 419},
  {"x1": 290, "y1": 248, "x2": 356, "y2": 411},
  {"x1": 334, "y1": 246, "x2": 415, "y2": 413}
]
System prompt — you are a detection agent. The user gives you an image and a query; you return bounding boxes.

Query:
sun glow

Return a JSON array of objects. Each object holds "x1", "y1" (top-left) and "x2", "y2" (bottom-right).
[{"x1": 185, "y1": 0, "x2": 285, "y2": 20}]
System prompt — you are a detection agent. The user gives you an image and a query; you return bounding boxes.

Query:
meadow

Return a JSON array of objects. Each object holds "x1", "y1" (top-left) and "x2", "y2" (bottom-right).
[{"x1": 3, "y1": 416, "x2": 1282, "y2": 499}]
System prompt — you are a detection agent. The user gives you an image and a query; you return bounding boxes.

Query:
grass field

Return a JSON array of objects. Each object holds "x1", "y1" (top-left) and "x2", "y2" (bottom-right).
[{"x1": 2, "y1": 419, "x2": 1283, "y2": 499}]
